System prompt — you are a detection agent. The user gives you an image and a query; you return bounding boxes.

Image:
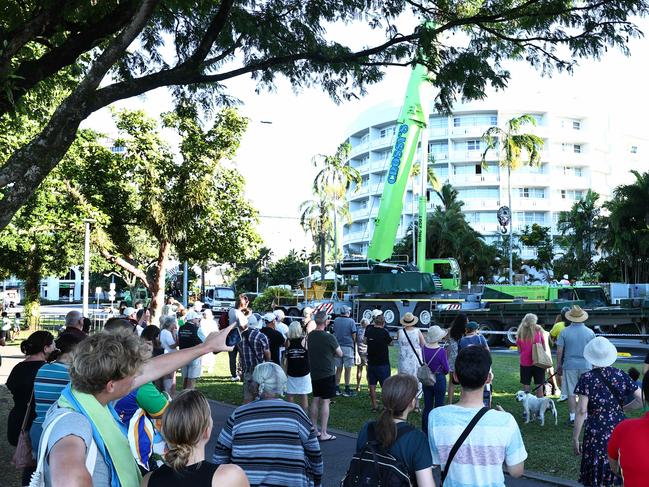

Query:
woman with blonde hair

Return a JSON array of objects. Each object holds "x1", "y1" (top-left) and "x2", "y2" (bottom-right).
[
  {"x1": 355, "y1": 374, "x2": 435, "y2": 487},
  {"x1": 142, "y1": 390, "x2": 248, "y2": 487},
  {"x1": 516, "y1": 313, "x2": 548, "y2": 398},
  {"x1": 285, "y1": 321, "x2": 312, "y2": 411}
]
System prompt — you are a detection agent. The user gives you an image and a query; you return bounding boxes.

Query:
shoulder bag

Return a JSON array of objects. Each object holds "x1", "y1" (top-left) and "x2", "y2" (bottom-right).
[
  {"x1": 11, "y1": 390, "x2": 36, "y2": 469},
  {"x1": 403, "y1": 329, "x2": 438, "y2": 387},
  {"x1": 441, "y1": 407, "x2": 490, "y2": 486},
  {"x1": 532, "y1": 330, "x2": 553, "y2": 369}
]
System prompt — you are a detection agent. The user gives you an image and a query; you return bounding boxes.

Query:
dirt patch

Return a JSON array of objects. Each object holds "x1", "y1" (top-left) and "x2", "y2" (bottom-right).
[{"x1": 0, "y1": 386, "x2": 21, "y2": 487}]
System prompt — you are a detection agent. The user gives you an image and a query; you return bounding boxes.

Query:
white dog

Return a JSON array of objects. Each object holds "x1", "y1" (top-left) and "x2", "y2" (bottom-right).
[{"x1": 515, "y1": 390, "x2": 558, "y2": 426}]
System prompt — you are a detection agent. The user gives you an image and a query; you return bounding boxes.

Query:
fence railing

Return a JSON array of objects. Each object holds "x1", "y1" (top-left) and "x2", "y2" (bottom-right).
[{"x1": 35, "y1": 311, "x2": 113, "y2": 334}]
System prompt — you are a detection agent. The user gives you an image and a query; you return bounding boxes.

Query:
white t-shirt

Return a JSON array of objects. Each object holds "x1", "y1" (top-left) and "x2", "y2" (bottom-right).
[
  {"x1": 275, "y1": 321, "x2": 289, "y2": 338},
  {"x1": 428, "y1": 405, "x2": 527, "y2": 487},
  {"x1": 160, "y1": 329, "x2": 176, "y2": 353}
]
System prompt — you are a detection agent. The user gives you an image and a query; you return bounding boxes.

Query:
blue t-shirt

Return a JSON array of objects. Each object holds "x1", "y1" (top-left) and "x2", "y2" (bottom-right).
[
  {"x1": 357, "y1": 421, "x2": 432, "y2": 479},
  {"x1": 556, "y1": 323, "x2": 595, "y2": 370},
  {"x1": 333, "y1": 317, "x2": 357, "y2": 348},
  {"x1": 459, "y1": 334, "x2": 488, "y2": 350}
]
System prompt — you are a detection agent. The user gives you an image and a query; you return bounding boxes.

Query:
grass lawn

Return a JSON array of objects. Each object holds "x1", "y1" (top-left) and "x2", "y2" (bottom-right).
[{"x1": 196, "y1": 347, "x2": 644, "y2": 481}]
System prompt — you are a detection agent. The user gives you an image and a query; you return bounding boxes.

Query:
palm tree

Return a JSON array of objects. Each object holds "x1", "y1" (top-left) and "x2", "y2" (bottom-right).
[
  {"x1": 481, "y1": 114, "x2": 544, "y2": 283},
  {"x1": 299, "y1": 186, "x2": 351, "y2": 281},
  {"x1": 434, "y1": 182, "x2": 464, "y2": 212},
  {"x1": 557, "y1": 189, "x2": 602, "y2": 274},
  {"x1": 311, "y1": 142, "x2": 359, "y2": 283},
  {"x1": 602, "y1": 170, "x2": 649, "y2": 282}
]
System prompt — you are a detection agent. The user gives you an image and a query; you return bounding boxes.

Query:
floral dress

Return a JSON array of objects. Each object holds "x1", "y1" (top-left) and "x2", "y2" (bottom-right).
[
  {"x1": 397, "y1": 328, "x2": 423, "y2": 397},
  {"x1": 446, "y1": 338, "x2": 459, "y2": 373},
  {"x1": 574, "y1": 367, "x2": 638, "y2": 486}
]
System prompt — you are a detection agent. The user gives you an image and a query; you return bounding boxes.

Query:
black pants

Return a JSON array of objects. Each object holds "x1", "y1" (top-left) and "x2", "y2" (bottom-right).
[{"x1": 228, "y1": 348, "x2": 239, "y2": 378}]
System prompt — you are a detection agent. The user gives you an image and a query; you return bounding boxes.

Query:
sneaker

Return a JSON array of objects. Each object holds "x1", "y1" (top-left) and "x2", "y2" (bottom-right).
[
  {"x1": 335, "y1": 388, "x2": 342, "y2": 396},
  {"x1": 558, "y1": 394, "x2": 568, "y2": 402},
  {"x1": 344, "y1": 389, "x2": 356, "y2": 397},
  {"x1": 230, "y1": 376, "x2": 239, "y2": 382},
  {"x1": 341, "y1": 390, "x2": 350, "y2": 397}
]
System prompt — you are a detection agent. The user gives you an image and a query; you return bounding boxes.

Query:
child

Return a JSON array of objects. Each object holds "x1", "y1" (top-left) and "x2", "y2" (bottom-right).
[
  {"x1": 355, "y1": 318, "x2": 369, "y2": 393},
  {"x1": 1, "y1": 312, "x2": 12, "y2": 340},
  {"x1": 13, "y1": 312, "x2": 21, "y2": 338}
]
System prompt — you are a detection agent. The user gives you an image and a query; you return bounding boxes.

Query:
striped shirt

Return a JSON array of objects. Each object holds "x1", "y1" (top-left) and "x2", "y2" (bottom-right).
[
  {"x1": 428, "y1": 405, "x2": 527, "y2": 487},
  {"x1": 31, "y1": 362, "x2": 71, "y2": 447},
  {"x1": 213, "y1": 398, "x2": 323, "y2": 487}
]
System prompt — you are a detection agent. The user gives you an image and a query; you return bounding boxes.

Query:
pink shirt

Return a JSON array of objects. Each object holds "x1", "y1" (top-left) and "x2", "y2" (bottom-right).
[{"x1": 516, "y1": 331, "x2": 542, "y2": 366}]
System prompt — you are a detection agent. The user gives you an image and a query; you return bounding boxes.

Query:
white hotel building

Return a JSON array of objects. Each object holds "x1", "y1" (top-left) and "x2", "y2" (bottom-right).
[{"x1": 342, "y1": 91, "x2": 645, "y2": 260}]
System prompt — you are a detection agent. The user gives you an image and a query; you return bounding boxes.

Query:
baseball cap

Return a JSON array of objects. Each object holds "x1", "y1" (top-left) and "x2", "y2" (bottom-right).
[
  {"x1": 122, "y1": 307, "x2": 137, "y2": 318},
  {"x1": 193, "y1": 300, "x2": 204, "y2": 310},
  {"x1": 263, "y1": 312, "x2": 276, "y2": 323},
  {"x1": 274, "y1": 309, "x2": 285, "y2": 321},
  {"x1": 186, "y1": 310, "x2": 202, "y2": 322},
  {"x1": 341, "y1": 305, "x2": 351, "y2": 314},
  {"x1": 466, "y1": 321, "x2": 479, "y2": 330},
  {"x1": 372, "y1": 309, "x2": 383, "y2": 317}
]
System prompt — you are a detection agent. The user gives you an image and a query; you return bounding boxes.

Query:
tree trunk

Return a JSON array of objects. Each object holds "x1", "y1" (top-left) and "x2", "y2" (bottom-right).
[
  {"x1": 149, "y1": 239, "x2": 170, "y2": 325},
  {"x1": 23, "y1": 254, "x2": 42, "y2": 330}
]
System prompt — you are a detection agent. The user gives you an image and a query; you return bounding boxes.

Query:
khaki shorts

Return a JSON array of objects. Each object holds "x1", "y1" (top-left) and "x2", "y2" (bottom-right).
[{"x1": 564, "y1": 368, "x2": 590, "y2": 396}]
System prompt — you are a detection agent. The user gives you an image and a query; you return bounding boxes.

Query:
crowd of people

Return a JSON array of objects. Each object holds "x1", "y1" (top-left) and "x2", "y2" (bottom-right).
[{"x1": 3, "y1": 299, "x2": 649, "y2": 487}]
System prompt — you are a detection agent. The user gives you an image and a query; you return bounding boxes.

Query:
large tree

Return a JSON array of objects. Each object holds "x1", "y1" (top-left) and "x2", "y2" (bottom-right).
[
  {"x1": 63, "y1": 107, "x2": 258, "y2": 321},
  {"x1": 1, "y1": 0, "x2": 647, "y2": 228},
  {"x1": 556, "y1": 189, "x2": 603, "y2": 275},
  {"x1": 601, "y1": 171, "x2": 649, "y2": 282}
]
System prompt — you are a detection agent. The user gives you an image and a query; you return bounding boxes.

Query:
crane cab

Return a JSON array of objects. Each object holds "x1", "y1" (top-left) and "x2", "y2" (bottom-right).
[{"x1": 421, "y1": 258, "x2": 461, "y2": 291}]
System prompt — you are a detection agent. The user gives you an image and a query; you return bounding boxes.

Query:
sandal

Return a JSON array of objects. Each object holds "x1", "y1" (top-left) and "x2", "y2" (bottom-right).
[{"x1": 319, "y1": 434, "x2": 336, "y2": 442}]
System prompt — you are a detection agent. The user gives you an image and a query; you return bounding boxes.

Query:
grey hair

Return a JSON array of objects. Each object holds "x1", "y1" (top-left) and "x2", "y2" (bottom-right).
[
  {"x1": 287, "y1": 321, "x2": 303, "y2": 340},
  {"x1": 160, "y1": 315, "x2": 177, "y2": 330},
  {"x1": 252, "y1": 362, "x2": 287, "y2": 397},
  {"x1": 65, "y1": 310, "x2": 82, "y2": 328}
]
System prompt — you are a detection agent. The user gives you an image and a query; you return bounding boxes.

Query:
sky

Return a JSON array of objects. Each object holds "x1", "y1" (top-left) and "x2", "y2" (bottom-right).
[{"x1": 83, "y1": 16, "x2": 649, "y2": 260}]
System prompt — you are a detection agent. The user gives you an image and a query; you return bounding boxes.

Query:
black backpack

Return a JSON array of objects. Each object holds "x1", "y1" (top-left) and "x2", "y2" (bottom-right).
[{"x1": 341, "y1": 422, "x2": 413, "y2": 487}]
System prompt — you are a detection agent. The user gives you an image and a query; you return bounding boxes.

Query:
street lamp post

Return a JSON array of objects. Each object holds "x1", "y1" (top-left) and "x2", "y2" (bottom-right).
[{"x1": 82, "y1": 219, "x2": 95, "y2": 317}]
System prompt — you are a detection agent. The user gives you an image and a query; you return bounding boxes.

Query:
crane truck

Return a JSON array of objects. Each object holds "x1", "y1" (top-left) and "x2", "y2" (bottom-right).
[{"x1": 276, "y1": 63, "x2": 649, "y2": 344}]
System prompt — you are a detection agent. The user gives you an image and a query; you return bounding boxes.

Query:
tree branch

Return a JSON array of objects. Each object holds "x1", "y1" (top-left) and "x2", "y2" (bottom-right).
[
  {"x1": 98, "y1": 247, "x2": 151, "y2": 289},
  {"x1": 185, "y1": 0, "x2": 235, "y2": 67}
]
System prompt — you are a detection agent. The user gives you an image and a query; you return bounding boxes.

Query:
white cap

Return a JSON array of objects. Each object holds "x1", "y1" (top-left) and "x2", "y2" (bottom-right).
[
  {"x1": 193, "y1": 300, "x2": 203, "y2": 310},
  {"x1": 274, "y1": 309, "x2": 285, "y2": 321},
  {"x1": 122, "y1": 307, "x2": 137, "y2": 318},
  {"x1": 372, "y1": 309, "x2": 383, "y2": 317},
  {"x1": 186, "y1": 310, "x2": 202, "y2": 322},
  {"x1": 263, "y1": 312, "x2": 276, "y2": 323}
]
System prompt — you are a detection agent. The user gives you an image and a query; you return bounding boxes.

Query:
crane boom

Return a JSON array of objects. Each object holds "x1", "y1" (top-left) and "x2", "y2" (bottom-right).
[{"x1": 366, "y1": 64, "x2": 429, "y2": 262}]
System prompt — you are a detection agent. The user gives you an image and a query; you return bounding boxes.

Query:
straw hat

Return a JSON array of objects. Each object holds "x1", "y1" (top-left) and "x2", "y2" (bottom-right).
[
  {"x1": 400, "y1": 312, "x2": 418, "y2": 327},
  {"x1": 565, "y1": 305, "x2": 589, "y2": 323},
  {"x1": 425, "y1": 325, "x2": 448, "y2": 344},
  {"x1": 583, "y1": 336, "x2": 618, "y2": 367}
]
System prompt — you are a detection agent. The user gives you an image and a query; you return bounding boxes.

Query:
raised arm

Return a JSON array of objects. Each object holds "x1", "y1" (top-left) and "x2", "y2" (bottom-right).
[{"x1": 133, "y1": 325, "x2": 234, "y2": 390}]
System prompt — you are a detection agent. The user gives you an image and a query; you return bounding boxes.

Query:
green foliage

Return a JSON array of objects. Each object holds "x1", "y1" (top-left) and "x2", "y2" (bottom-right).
[
  {"x1": 481, "y1": 115, "x2": 544, "y2": 172},
  {"x1": 519, "y1": 224, "x2": 554, "y2": 270},
  {"x1": 3, "y1": 0, "x2": 647, "y2": 230},
  {"x1": 395, "y1": 191, "x2": 497, "y2": 282},
  {"x1": 233, "y1": 247, "x2": 274, "y2": 294},
  {"x1": 556, "y1": 189, "x2": 603, "y2": 274},
  {"x1": 267, "y1": 250, "x2": 309, "y2": 288},
  {"x1": 601, "y1": 170, "x2": 649, "y2": 282},
  {"x1": 251, "y1": 286, "x2": 294, "y2": 313}
]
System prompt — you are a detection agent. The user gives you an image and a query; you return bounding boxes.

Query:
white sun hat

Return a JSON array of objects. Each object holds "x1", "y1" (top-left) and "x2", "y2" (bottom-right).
[{"x1": 583, "y1": 336, "x2": 618, "y2": 368}]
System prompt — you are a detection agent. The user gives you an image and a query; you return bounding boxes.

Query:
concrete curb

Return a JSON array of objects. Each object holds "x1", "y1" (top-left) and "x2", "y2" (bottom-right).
[{"x1": 207, "y1": 399, "x2": 579, "y2": 486}]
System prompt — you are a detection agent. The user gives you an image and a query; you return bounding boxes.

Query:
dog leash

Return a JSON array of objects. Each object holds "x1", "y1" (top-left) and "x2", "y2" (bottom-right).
[{"x1": 530, "y1": 371, "x2": 558, "y2": 394}]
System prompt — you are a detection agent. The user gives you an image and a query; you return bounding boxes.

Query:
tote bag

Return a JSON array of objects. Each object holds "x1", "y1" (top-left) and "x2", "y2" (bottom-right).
[{"x1": 532, "y1": 332, "x2": 553, "y2": 369}]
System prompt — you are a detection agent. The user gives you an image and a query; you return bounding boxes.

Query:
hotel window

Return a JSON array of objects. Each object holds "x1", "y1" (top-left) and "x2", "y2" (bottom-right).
[
  {"x1": 574, "y1": 144, "x2": 582, "y2": 154},
  {"x1": 572, "y1": 120, "x2": 581, "y2": 130},
  {"x1": 380, "y1": 126, "x2": 395, "y2": 138},
  {"x1": 518, "y1": 187, "x2": 545, "y2": 198},
  {"x1": 631, "y1": 145, "x2": 638, "y2": 154},
  {"x1": 467, "y1": 140, "x2": 481, "y2": 151}
]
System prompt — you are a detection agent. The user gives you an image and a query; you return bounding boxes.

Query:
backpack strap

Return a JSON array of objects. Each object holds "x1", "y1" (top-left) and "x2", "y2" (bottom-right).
[
  {"x1": 402, "y1": 329, "x2": 424, "y2": 366},
  {"x1": 441, "y1": 407, "x2": 489, "y2": 485}
]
